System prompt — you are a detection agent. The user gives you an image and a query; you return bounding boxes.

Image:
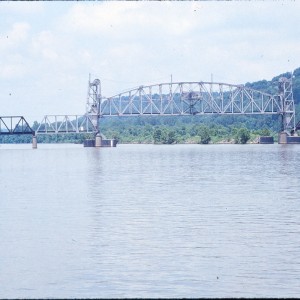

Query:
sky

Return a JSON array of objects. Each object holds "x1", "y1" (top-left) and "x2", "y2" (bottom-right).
[{"x1": 1, "y1": 1, "x2": 300, "y2": 123}]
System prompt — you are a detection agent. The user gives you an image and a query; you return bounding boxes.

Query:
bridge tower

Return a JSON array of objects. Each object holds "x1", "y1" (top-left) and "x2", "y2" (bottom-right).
[
  {"x1": 278, "y1": 75, "x2": 296, "y2": 143},
  {"x1": 86, "y1": 75, "x2": 103, "y2": 146},
  {"x1": 86, "y1": 74, "x2": 101, "y2": 134}
]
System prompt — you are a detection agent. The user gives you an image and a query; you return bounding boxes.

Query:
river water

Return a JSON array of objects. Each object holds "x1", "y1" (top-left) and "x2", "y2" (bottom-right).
[{"x1": 0, "y1": 143, "x2": 300, "y2": 298}]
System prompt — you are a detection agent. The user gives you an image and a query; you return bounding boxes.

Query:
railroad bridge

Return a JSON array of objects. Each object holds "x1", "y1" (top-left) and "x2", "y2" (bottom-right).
[
  {"x1": 1, "y1": 75, "x2": 299, "y2": 147},
  {"x1": 74, "y1": 75, "x2": 298, "y2": 145}
]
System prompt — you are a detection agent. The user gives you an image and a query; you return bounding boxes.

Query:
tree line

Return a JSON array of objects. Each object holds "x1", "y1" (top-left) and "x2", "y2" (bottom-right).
[
  {"x1": 0, "y1": 116, "x2": 275, "y2": 145},
  {"x1": 99, "y1": 117, "x2": 273, "y2": 144}
]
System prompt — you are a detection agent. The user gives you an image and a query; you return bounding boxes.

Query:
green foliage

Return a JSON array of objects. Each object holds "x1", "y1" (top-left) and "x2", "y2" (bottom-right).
[
  {"x1": 197, "y1": 125, "x2": 211, "y2": 144},
  {"x1": 0, "y1": 133, "x2": 94, "y2": 144},
  {"x1": 234, "y1": 128, "x2": 251, "y2": 144},
  {"x1": 166, "y1": 130, "x2": 176, "y2": 144},
  {"x1": 153, "y1": 128, "x2": 163, "y2": 144},
  {"x1": 260, "y1": 128, "x2": 271, "y2": 136},
  {"x1": 0, "y1": 134, "x2": 32, "y2": 144},
  {"x1": 153, "y1": 127, "x2": 176, "y2": 144}
]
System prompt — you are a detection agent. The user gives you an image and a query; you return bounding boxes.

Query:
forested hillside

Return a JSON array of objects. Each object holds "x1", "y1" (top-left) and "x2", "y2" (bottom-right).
[{"x1": 1, "y1": 68, "x2": 300, "y2": 144}]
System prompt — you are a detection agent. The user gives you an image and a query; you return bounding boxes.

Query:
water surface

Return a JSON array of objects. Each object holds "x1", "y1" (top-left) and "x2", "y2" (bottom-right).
[{"x1": 0, "y1": 143, "x2": 299, "y2": 298}]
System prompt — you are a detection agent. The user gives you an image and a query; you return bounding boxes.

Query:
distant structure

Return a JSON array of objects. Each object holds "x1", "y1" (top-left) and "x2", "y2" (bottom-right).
[
  {"x1": 0, "y1": 116, "x2": 37, "y2": 148},
  {"x1": 33, "y1": 72, "x2": 300, "y2": 145},
  {"x1": 96, "y1": 75, "x2": 298, "y2": 143},
  {"x1": 34, "y1": 76, "x2": 116, "y2": 147},
  {"x1": 86, "y1": 75, "x2": 101, "y2": 132}
]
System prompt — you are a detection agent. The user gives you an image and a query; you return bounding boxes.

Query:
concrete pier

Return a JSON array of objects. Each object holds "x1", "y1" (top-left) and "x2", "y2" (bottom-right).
[
  {"x1": 32, "y1": 136, "x2": 37, "y2": 149},
  {"x1": 95, "y1": 133, "x2": 102, "y2": 147},
  {"x1": 278, "y1": 132, "x2": 288, "y2": 144},
  {"x1": 278, "y1": 132, "x2": 300, "y2": 144},
  {"x1": 83, "y1": 137, "x2": 117, "y2": 147}
]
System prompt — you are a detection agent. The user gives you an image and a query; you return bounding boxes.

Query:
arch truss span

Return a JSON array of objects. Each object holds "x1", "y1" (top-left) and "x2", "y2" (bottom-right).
[{"x1": 99, "y1": 81, "x2": 295, "y2": 131}]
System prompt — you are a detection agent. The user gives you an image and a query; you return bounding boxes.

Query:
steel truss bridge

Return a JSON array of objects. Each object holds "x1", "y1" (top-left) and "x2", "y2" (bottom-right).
[
  {"x1": 98, "y1": 78, "x2": 295, "y2": 131},
  {"x1": 36, "y1": 115, "x2": 97, "y2": 134},
  {"x1": 0, "y1": 116, "x2": 34, "y2": 135},
  {"x1": 34, "y1": 75, "x2": 296, "y2": 136},
  {"x1": 35, "y1": 78, "x2": 100, "y2": 135}
]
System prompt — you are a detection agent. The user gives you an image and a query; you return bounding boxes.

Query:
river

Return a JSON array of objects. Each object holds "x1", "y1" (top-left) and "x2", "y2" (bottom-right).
[{"x1": 0, "y1": 143, "x2": 299, "y2": 298}]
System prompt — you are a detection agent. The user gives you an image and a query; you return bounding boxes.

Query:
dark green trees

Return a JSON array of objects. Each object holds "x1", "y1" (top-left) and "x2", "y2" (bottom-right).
[
  {"x1": 235, "y1": 128, "x2": 251, "y2": 144},
  {"x1": 198, "y1": 126, "x2": 211, "y2": 144},
  {"x1": 153, "y1": 128, "x2": 176, "y2": 144}
]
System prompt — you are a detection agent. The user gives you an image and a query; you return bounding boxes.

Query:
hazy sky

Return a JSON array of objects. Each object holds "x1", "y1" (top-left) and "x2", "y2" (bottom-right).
[{"x1": 1, "y1": 1, "x2": 300, "y2": 123}]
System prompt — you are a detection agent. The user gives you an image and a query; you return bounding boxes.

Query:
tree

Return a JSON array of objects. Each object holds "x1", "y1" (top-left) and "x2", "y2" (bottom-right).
[
  {"x1": 235, "y1": 128, "x2": 250, "y2": 144},
  {"x1": 260, "y1": 128, "x2": 271, "y2": 136},
  {"x1": 32, "y1": 121, "x2": 39, "y2": 130},
  {"x1": 153, "y1": 128, "x2": 162, "y2": 144},
  {"x1": 166, "y1": 130, "x2": 176, "y2": 144},
  {"x1": 198, "y1": 126, "x2": 211, "y2": 144}
]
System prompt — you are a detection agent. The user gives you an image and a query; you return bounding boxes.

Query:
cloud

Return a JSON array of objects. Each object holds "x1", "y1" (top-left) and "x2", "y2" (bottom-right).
[
  {"x1": 61, "y1": 2, "x2": 198, "y2": 39},
  {"x1": 0, "y1": 22, "x2": 31, "y2": 79},
  {"x1": 0, "y1": 22, "x2": 30, "y2": 51},
  {"x1": 0, "y1": 60, "x2": 26, "y2": 79},
  {"x1": 58, "y1": 1, "x2": 300, "y2": 86},
  {"x1": 0, "y1": 1, "x2": 44, "y2": 15},
  {"x1": 30, "y1": 30, "x2": 59, "y2": 61},
  {"x1": 0, "y1": 1, "x2": 300, "y2": 122}
]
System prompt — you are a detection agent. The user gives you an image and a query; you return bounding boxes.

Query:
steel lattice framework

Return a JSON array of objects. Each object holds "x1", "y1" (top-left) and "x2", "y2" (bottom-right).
[
  {"x1": 35, "y1": 115, "x2": 97, "y2": 134},
  {"x1": 34, "y1": 76, "x2": 296, "y2": 136},
  {"x1": 35, "y1": 76, "x2": 101, "y2": 135},
  {"x1": 0, "y1": 116, "x2": 34, "y2": 135},
  {"x1": 99, "y1": 80, "x2": 295, "y2": 132}
]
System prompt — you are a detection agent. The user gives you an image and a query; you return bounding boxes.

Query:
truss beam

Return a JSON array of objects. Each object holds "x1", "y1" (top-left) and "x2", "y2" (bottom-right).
[
  {"x1": 35, "y1": 115, "x2": 98, "y2": 135},
  {"x1": 0, "y1": 116, "x2": 34, "y2": 135},
  {"x1": 99, "y1": 81, "x2": 295, "y2": 131}
]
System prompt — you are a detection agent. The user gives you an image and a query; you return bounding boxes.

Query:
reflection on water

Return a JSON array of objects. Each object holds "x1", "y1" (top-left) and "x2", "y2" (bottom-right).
[{"x1": 0, "y1": 144, "x2": 300, "y2": 298}]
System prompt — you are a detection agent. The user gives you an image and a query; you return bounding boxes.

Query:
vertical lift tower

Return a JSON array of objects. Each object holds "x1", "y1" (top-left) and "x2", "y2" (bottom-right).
[
  {"x1": 86, "y1": 75, "x2": 117, "y2": 147},
  {"x1": 278, "y1": 76, "x2": 299, "y2": 144}
]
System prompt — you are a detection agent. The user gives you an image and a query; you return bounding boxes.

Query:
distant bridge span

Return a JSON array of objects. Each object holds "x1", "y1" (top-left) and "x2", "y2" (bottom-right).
[
  {"x1": 35, "y1": 76, "x2": 295, "y2": 136},
  {"x1": 96, "y1": 79, "x2": 295, "y2": 131},
  {"x1": 1, "y1": 76, "x2": 297, "y2": 148}
]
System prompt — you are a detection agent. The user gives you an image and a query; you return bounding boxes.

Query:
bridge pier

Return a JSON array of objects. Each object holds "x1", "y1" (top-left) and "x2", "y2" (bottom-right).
[
  {"x1": 278, "y1": 131, "x2": 300, "y2": 144},
  {"x1": 83, "y1": 133, "x2": 117, "y2": 148},
  {"x1": 278, "y1": 132, "x2": 288, "y2": 144},
  {"x1": 95, "y1": 133, "x2": 102, "y2": 147},
  {"x1": 32, "y1": 135, "x2": 37, "y2": 149}
]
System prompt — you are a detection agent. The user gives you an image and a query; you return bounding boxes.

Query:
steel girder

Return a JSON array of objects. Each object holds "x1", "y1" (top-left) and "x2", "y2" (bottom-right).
[
  {"x1": 0, "y1": 116, "x2": 34, "y2": 135},
  {"x1": 35, "y1": 115, "x2": 97, "y2": 134},
  {"x1": 278, "y1": 77, "x2": 295, "y2": 132},
  {"x1": 99, "y1": 81, "x2": 295, "y2": 131},
  {"x1": 34, "y1": 78, "x2": 296, "y2": 136}
]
